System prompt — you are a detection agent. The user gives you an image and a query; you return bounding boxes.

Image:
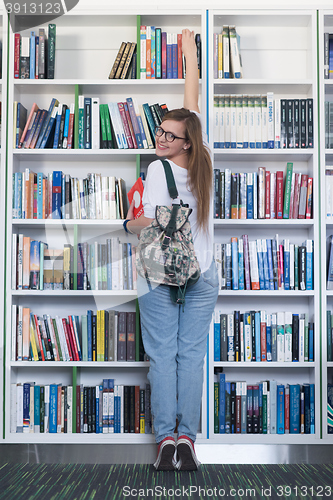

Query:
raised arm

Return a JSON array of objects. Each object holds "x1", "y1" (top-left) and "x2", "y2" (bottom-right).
[{"x1": 182, "y1": 29, "x2": 199, "y2": 113}]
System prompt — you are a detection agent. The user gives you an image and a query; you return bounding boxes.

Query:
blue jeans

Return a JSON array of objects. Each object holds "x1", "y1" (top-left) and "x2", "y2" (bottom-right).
[{"x1": 137, "y1": 260, "x2": 219, "y2": 443}]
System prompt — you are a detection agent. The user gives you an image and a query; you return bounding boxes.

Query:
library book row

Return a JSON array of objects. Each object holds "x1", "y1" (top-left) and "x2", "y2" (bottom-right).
[
  {"x1": 12, "y1": 236, "x2": 137, "y2": 292},
  {"x1": 213, "y1": 163, "x2": 313, "y2": 220},
  {"x1": 213, "y1": 310, "x2": 314, "y2": 363},
  {"x1": 12, "y1": 307, "x2": 144, "y2": 363},
  {"x1": 12, "y1": 170, "x2": 129, "y2": 220},
  {"x1": 214, "y1": 374, "x2": 315, "y2": 435},
  {"x1": 138, "y1": 27, "x2": 201, "y2": 80},
  {"x1": 214, "y1": 236, "x2": 314, "y2": 291},
  {"x1": 14, "y1": 94, "x2": 168, "y2": 151},
  {"x1": 11, "y1": 381, "x2": 152, "y2": 435},
  {"x1": 213, "y1": 95, "x2": 314, "y2": 150},
  {"x1": 110, "y1": 27, "x2": 202, "y2": 81},
  {"x1": 14, "y1": 24, "x2": 56, "y2": 80}
]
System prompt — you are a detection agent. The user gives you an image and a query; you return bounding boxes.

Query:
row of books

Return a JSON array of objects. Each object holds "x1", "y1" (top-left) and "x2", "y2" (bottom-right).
[
  {"x1": 12, "y1": 236, "x2": 137, "y2": 292},
  {"x1": 213, "y1": 94, "x2": 314, "y2": 149},
  {"x1": 325, "y1": 101, "x2": 333, "y2": 148},
  {"x1": 139, "y1": 27, "x2": 201, "y2": 80},
  {"x1": 12, "y1": 170, "x2": 129, "y2": 220},
  {"x1": 11, "y1": 381, "x2": 152, "y2": 434},
  {"x1": 14, "y1": 100, "x2": 75, "y2": 150},
  {"x1": 108, "y1": 41, "x2": 137, "y2": 80},
  {"x1": 14, "y1": 25, "x2": 56, "y2": 79},
  {"x1": 324, "y1": 33, "x2": 333, "y2": 79},
  {"x1": 214, "y1": 236, "x2": 314, "y2": 291},
  {"x1": 12, "y1": 307, "x2": 145, "y2": 363},
  {"x1": 214, "y1": 374, "x2": 315, "y2": 435},
  {"x1": 15, "y1": 96, "x2": 168, "y2": 150},
  {"x1": 213, "y1": 25, "x2": 243, "y2": 79},
  {"x1": 213, "y1": 310, "x2": 314, "y2": 363},
  {"x1": 213, "y1": 164, "x2": 313, "y2": 220}
]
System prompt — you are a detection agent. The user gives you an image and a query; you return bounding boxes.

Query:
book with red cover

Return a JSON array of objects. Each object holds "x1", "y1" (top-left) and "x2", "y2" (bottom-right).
[
  {"x1": 161, "y1": 32, "x2": 167, "y2": 79},
  {"x1": 276, "y1": 171, "x2": 284, "y2": 219},
  {"x1": 123, "y1": 102, "x2": 138, "y2": 148},
  {"x1": 14, "y1": 34, "x2": 21, "y2": 78},
  {"x1": 265, "y1": 171, "x2": 270, "y2": 219},
  {"x1": 298, "y1": 174, "x2": 308, "y2": 219},
  {"x1": 127, "y1": 177, "x2": 144, "y2": 219},
  {"x1": 19, "y1": 103, "x2": 39, "y2": 148},
  {"x1": 177, "y1": 33, "x2": 183, "y2": 79},
  {"x1": 117, "y1": 102, "x2": 134, "y2": 149}
]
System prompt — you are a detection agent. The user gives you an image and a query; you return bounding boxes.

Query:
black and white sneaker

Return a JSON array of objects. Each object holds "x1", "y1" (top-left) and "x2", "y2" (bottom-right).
[
  {"x1": 175, "y1": 435, "x2": 201, "y2": 471},
  {"x1": 153, "y1": 436, "x2": 177, "y2": 471}
]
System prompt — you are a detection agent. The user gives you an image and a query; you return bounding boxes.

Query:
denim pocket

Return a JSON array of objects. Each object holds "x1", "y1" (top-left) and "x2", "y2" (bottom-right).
[{"x1": 202, "y1": 261, "x2": 219, "y2": 288}]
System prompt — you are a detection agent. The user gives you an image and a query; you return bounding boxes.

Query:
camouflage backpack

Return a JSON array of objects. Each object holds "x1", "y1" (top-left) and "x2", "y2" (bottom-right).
[{"x1": 136, "y1": 160, "x2": 200, "y2": 305}]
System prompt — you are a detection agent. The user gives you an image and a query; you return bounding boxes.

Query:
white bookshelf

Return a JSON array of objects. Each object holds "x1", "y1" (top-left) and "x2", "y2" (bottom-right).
[
  {"x1": 2, "y1": 6, "x2": 331, "y2": 449},
  {"x1": 208, "y1": 10, "x2": 320, "y2": 443},
  {"x1": 319, "y1": 9, "x2": 333, "y2": 442},
  {"x1": 4, "y1": 9, "x2": 207, "y2": 443}
]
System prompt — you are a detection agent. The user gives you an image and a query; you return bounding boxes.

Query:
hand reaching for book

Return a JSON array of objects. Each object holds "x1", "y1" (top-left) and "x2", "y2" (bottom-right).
[{"x1": 181, "y1": 29, "x2": 197, "y2": 61}]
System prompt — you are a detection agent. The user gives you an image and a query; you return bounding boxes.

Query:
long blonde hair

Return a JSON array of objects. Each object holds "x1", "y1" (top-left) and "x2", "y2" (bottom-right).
[{"x1": 162, "y1": 108, "x2": 212, "y2": 231}]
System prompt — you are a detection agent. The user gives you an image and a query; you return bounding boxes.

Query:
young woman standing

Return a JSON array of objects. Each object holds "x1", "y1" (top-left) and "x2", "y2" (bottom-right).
[{"x1": 123, "y1": 29, "x2": 219, "y2": 470}]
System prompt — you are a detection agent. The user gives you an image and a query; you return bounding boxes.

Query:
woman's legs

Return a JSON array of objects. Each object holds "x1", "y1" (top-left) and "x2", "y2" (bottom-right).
[
  {"x1": 137, "y1": 260, "x2": 219, "y2": 445},
  {"x1": 137, "y1": 277, "x2": 180, "y2": 443}
]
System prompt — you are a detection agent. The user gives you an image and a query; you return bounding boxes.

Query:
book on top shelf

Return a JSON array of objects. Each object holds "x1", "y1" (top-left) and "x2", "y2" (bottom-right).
[{"x1": 14, "y1": 24, "x2": 56, "y2": 79}]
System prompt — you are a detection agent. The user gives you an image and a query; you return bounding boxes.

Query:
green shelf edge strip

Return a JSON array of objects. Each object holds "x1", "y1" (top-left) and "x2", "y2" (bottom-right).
[{"x1": 317, "y1": 10, "x2": 323, "y2": 440}]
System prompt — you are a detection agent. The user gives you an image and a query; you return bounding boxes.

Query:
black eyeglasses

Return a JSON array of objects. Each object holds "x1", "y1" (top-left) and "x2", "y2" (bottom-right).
[{"x1": 155, "y1": 126, "x2": 186, "y2": 143}]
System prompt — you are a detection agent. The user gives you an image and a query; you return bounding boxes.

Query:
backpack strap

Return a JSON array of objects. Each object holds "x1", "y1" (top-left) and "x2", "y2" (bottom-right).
[
  {"x1": 160, "y1": 160, "x2": 180, "y2": 250},
  {"x1": 161, "y1": 159, "x2": 178, "y2": 200}
]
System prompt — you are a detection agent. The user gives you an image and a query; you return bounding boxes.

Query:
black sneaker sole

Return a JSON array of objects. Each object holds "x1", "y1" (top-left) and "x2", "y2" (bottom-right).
[
  {"x1": 176, "y1": 442, "x2": 199, "y2": 471},
  {"x1": 155, "y1": 443, "x2": 176, "y2": 471}
]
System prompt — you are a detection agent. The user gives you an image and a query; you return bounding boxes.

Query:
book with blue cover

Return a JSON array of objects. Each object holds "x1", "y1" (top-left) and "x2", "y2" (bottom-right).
[
  {"x1": 290, "y1": 384, "x2": 301, "y2": 433},
  {"x1": 214, "y1": 310, "x2": 221, "y2": 361},
  {"x1": 277, "y1": 384, "x2": 285, "y2": 434},
  {"x1": 219, "y1": 373, "x2": 225, "y2": 433},
  {"x1": 49, "y1": 384, "x2": 58, "y2": 433},
  {"x1": 52, "y1": 171, "x2": 62, "y2": 219}
]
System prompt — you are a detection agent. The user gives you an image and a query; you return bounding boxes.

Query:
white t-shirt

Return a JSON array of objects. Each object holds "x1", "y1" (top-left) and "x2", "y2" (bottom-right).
[{"x1": 142, "y1": 113, "x2": 214, "y2": 273}]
